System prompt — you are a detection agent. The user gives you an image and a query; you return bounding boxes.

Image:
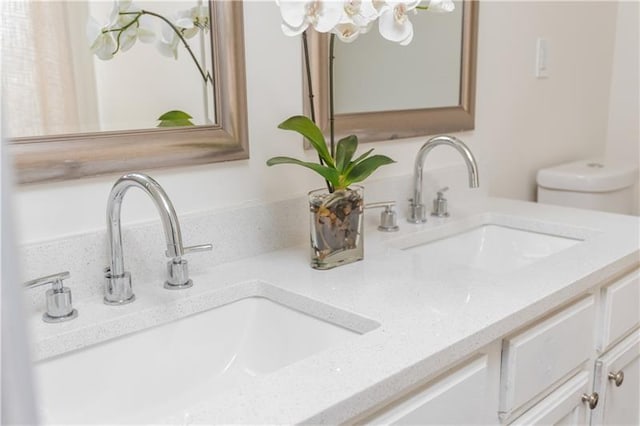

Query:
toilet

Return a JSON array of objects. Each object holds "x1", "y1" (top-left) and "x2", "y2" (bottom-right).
[{"x1": 537, "y1": 159, "x2": 639, "y2": 215}]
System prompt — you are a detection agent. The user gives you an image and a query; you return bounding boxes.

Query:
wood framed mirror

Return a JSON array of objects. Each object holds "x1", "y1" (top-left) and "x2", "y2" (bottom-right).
[
  {"x1": 304, "y1": 0, "x2": 478, "y2": 144},
  {"x1": 5, "y1": 1, "x2": 248, "y2": 184}
]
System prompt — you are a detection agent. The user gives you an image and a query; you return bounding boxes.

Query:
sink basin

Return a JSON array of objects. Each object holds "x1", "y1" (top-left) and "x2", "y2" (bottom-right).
[
  {"x1": 400, "y1": 224, "x2": 582, "y2": 274},
  {"x1": 34, "y1": 292, "x2": 377, "y2": 424}
]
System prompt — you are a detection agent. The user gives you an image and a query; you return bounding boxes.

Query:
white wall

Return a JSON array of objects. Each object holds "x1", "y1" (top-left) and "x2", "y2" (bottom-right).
[
  {"x1": 606, "y1": 0, "x2": 639, "y2": 213},
  {"x1": 13, "y1": 1, "x2": 623, "y2": 244}
]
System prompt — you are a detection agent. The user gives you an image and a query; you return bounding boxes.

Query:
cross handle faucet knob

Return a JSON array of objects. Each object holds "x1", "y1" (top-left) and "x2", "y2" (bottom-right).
[
  {"x1": 365, "y1": 201, "x2": 400, "y2": 232},
  {"x1": 24, "y1": 271, "x2": 78, "y2": 323},
  {"x1": 431, "y1": 187, "x2": 450, "y2": 218},
  {"x1": 165, "y1": 243, "x2": 213, "y2": 290}
]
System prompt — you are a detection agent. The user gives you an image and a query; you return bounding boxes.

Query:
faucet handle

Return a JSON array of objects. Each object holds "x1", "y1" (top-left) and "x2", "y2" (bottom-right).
[
  {"x1": 431, "y1": 187, "x2": 450, "y2": 218},
  {"x1": 365, "y1": 201, "x2": 399, "y2": 232},
  {"x1": 184, "y1": 244, "x2": 213, "y2": 255},
  {"x1": 164, "y1": 243, "x2": 212, "y2": 290},
  {"x1": 165, "y1": 243, "x2": 213, "y2": 258},
  {"x1": 436, "y1": 187, "x2": 449, "y2": 196},
  {"x1": 24, "y1": 271, "x2": 78, "y2": 323}
]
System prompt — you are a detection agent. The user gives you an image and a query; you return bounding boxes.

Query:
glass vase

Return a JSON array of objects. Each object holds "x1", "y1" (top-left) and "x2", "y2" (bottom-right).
[{"x1": 308, "y1": 185, "x2": 364, "y2": 270}]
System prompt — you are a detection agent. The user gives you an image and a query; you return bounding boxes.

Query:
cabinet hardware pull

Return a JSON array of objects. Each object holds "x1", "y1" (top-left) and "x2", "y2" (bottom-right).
[
  {"x1": 581, "y1": 392, "x2": 599, "y2": 410},
  {"x1": 608, "y1": 371, "x2": 624, "y2": 387}
]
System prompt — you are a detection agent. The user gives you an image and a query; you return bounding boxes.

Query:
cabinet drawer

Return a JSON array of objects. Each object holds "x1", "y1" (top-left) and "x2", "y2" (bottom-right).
[
  {"x1": 509, "y1": 371, "x2": 590, "y2": 425},
  {"x1": 500, "y1": 296, "x2": 595, "y2": 415},
  {"x1": 358, "y1": 350, "x2": 500, "y2": 425},
  {"x1": 599, "y1": 269, "x2": 640, "y2": 352}
]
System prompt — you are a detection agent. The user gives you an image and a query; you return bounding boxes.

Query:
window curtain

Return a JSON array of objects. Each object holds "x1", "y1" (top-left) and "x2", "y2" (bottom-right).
[{"x1": 1, "y1": 0, "x2": 82, "y2": 138}]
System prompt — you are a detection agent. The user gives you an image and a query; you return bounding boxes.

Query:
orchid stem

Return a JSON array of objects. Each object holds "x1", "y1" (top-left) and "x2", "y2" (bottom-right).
[
  {"x1": 329, "y1": 33, "x2": 336, "y2": 159},
  {"x1": 302, "y1": 32, "x2": 316, "y2": 123},
  {"x1": 302, "y1": 31, "x2": 333, "y2": 193},
  {"x1": 115, "y1": 10, "x2": 213, "y2": 85}
]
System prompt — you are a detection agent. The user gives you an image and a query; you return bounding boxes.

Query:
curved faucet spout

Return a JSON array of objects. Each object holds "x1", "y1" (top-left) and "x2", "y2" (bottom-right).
[
  {"x1": 409, "y1": 135, "x2": 479, "y2": 223},
  {"x1": 105, "y1": 173, "x2": 185, "y2": 304}
]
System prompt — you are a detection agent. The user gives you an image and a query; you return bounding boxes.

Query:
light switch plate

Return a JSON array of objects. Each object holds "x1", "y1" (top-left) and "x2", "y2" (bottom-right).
[{"x1": 536, "y1": 38, "x2": 549, "y2": 78}]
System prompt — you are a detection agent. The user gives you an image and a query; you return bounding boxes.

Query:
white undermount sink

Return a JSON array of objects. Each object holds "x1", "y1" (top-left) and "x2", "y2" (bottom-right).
[
  {"x1": 399, "y1": 223, "x2": 583, "y2": 275},
  {"x1": 34, "y1": 291, "x2": 378, "y2": 424}
]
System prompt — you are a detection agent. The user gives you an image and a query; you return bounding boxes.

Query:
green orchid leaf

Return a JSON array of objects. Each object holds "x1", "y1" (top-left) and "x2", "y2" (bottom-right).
[
  {"x1": 266, "y1": 156, "x2": 340, "y2": 187},
  {"x1": 157, "y1": 120, "x2": 195, "y2": 127},
  {"x1": 343, "y1": 148, "x2": 374, "y2": 176},
  {"x1": 335, "y1": 135, "x2": 358, "y2": 172},
  {"x1": 157, "y1": 110, "x2": 195, "y2": 127},
  {"x1": 278, "y1": 116, "x2": 334, "y2": 167},
  {"x1": 158, "y1": 110, "x2": 193, "y2": 120},
  {"x1": 346, "y1": 155, "x2": 395, "y2": 184},
  {"x1": 351, "y1": 148, "x2": 374, "y2": 164}
]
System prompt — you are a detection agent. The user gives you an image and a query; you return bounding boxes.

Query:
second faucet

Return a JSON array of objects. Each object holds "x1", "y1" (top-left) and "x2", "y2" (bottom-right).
[{"x1": 408, "y1": 135, "x2": 479, "y2": 223}]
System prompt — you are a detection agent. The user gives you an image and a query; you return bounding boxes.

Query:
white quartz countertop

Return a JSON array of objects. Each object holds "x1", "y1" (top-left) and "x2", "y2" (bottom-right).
[{"x1": 28, "y1": 197, "x2": 640, "y2": 424}]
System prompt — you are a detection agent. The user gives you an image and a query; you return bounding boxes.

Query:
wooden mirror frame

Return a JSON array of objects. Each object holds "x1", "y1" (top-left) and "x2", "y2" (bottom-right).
[
  {"x1": 10, "y1": 1, "x2": 248, "y2": 185},
  {"x1": 305, "y1": 0, "x2": 478, "y2": 144}
]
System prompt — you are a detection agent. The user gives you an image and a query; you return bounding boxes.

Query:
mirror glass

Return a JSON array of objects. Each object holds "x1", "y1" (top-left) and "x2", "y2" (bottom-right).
[
  {"x1": 306, "y1": 0, "x2": 477, "y2": 144},
  {"x1": 3, "y1": 0, "x2": 248, "y2": 184},
  {"x1": 334, "y1": 4, "x2": 463, "y2": 114},
  {"x1": 3, "y1": 0, "x2": 215, "y2": 138}
]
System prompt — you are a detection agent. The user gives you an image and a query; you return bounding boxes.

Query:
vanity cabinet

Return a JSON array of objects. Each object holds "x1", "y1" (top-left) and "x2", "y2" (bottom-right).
[
  {"x1": 355, "y1": 342, "x2": 501, "y2": 425},
  {"x1": 506, "y1": 268, "x2": 640, "y2": 426},
  {"x1": 349, "y1": 267, "x2": 639, "y2": 426}
]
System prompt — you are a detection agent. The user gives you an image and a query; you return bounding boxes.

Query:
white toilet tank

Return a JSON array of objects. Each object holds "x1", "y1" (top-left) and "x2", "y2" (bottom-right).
[{"x1": 537, "y1": 160, "x2": 639, "y2": 215}]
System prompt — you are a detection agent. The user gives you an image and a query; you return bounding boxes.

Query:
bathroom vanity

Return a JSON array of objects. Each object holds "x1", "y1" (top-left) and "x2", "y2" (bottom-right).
[{"x1": 23, "y1": 178, "x2": 639, "y2": 425}]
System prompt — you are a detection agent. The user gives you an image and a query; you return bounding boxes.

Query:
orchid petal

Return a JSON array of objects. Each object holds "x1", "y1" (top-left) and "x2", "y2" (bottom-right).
[
  {"x1": 278, "y1": 0, "x2": 307, "y2": 28},
  {"x1": 108, "y1": 2, "x2": 120, "y2": 25},
  {"x1": 94, "y1": 35, "x2": 116, "y2": 60},
  {"x1": 156, "y1": 40, "x2": 178, "y2": 59},
  {"x1": 86, "y1": 16, "x2": 102, "y2": 46},
  {"x1": 137, "y1": 27, "x2": 155, "y2": 43},
  {"x1": 281, "y1": 22, "x2": 307, "y2": 36},
  {"x1": 313, "y1": 1, "x2": 343, "y2": 32},
  {"x1": 427, "y1": 0, "x2": 455, "y2": 13},
  {"x1": 176, "y1": 17, "x2": 194, "y2": 28},
  {"x1": 399, "y1": 25, "x2": 413, "y2": 45},
  {"x1": 119, "y1": 30, "x2": 137, "y2": 52},
  {"x1": 378, "y1": 4, "x2": 413, "y2": 43},
  {"x1": 333, "y1": 22, "x2": 361, "y2": 42}
]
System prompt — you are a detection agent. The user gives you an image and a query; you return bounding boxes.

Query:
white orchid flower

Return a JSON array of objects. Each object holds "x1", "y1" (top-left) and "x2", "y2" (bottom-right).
[
  {"x1": 377, "y1": 0, "x2": 420, "y2": 45},
  {"x1": 119, "y1": 14, "x2": 155, "y2": 52},
  {"x1": 188, "y1": 6, "x2": 210, "y2": 32},
  {"x1": 88, "y1": 0, "x2": 155, "y2": 58},
  {"x1": 87, "y1": 16, "x2": 117, "y2": 60},
  {"x1": 156, "y1": 5, "x2": 210, "y2": 59},
  {"x1": 278, "y1": 0, "x2": 344, "y2": 36}
]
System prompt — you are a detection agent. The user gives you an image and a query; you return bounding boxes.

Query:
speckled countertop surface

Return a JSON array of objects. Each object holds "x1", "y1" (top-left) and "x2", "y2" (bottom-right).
[{"x1": 28, "y1": 197, "x2": 640, "y2": 424}]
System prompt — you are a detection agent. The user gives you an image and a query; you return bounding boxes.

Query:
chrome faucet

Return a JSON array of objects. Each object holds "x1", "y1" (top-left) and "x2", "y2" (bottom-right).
[
  {"x1": 104, "y1": 173, "x2": 212, "y2": 305},
  {"x1": 408, "y1": 135, "x2": 479, "y2": 223}
]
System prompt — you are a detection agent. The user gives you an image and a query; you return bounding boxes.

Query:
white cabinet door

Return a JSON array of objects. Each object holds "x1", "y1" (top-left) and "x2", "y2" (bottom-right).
[
  {"x1": 599, "y1": 269, "x2": 640, "y2": 352},
  {"x1": 358, "y1": 345, "x2": 501, "y2": 425},
  {"x1": 509, "y1": 371, "x2": 591, "y2": 426},
  {"x1": 591, "y1": 329, "x2": 640, "y2": 426},
  {"x1": 500, "y1": 296, "x2": 595, "y2": 416}
]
